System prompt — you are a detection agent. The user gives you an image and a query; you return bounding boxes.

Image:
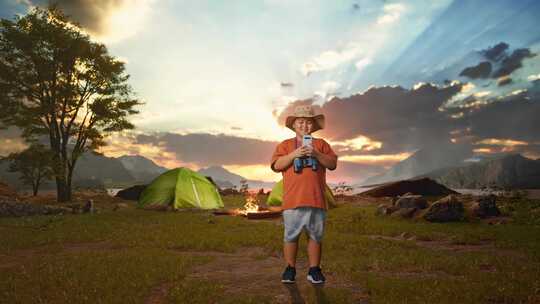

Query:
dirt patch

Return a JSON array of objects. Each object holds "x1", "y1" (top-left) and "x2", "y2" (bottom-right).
[
  {"x1": 144, "y1": 281, "x2": 173, "y2": 304},
  {"x1": 365, "y1": 234, "x2": 526, "y2": 258},
  {"x1": 169, "y1": 247, "x2": 370, "y2": 303}
]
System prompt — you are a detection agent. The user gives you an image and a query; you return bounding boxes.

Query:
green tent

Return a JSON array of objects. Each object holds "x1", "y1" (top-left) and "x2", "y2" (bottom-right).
[
  {"x1": 267, "y1": 179, "x2": 336, "y2": 208},
  {"x1": 138, "y1": 168, "x2": 224, "y2": 209}
]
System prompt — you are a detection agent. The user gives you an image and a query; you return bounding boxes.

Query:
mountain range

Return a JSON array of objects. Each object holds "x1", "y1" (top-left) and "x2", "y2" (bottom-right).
[
  {"x1": 362, "y1": 143, "x2": 473, "y2": 186},
  {"x1": 420, "y1": 154, "x2": 540, "y2": 189},
  {"x1": 0, "y1": 152, "x2": 275, "y2": 191}
]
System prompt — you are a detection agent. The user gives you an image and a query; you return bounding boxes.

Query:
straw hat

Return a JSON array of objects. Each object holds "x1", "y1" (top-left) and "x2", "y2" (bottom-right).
[{"x1": 285, "y1": 105, "x2": 325, "y2": 132}]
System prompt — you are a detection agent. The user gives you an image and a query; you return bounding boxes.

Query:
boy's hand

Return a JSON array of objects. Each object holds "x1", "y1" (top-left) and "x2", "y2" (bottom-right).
[{"x1": 292, "y1": 145, "x2": 311, "y2": 158}]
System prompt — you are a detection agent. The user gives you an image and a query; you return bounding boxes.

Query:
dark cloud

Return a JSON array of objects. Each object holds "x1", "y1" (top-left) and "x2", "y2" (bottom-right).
[
  {"x1": 481, "y1": 42, "x2": 509, "y2": 61},
  {"x1": 30, "y1": 0, "x2": 124, "y2": 34},
  {"x1": 280, "y1": 82, "x2": 294, "y2": 87},
  {"x1": 492, "y1": 48, "x2": 536, "y2": 78},
  {"x1": 459, "y1": 61, "x2": 492, "y2": 79},
  {"x1": 135, "y1": 133, "x2": 279, "y2": 166},
  {"x1": 277, "y1": 83, "x2": 464, "y2": 154},
  {"x1": 461, "y1": 90, "x2": 540, "y2": 143},
  {"x1": 497, "y1": 76, "x2": 512, "y2": 86},
  {"x1": 459, "y1": 43, "x2": 535, "y2": 80}
]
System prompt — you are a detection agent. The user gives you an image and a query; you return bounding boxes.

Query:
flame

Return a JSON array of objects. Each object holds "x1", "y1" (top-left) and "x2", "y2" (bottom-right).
[{"x1": 237, "y1": 192, "x2": 260, "y2": 216}]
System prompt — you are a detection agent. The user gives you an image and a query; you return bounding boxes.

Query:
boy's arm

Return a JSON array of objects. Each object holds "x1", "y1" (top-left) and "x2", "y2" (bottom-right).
[
  {"x1": 312, "y1": 149, "x2": 337, "y2": 170},
  {"x1": 310, "y1": 140, "x2": 338, "y2": 170},
  {"x1": 272, "y1": 146, "x2": 308, "y2": 172}
]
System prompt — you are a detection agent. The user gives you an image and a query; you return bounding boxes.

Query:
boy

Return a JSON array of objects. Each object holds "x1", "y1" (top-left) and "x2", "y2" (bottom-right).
[{"x1": 270, "y1": 105, "x2": 338, "y2": 284}]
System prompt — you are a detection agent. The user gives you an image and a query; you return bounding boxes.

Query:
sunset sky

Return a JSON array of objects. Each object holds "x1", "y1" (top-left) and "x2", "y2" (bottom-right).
[{"x1": 1, "y1": 0, "x2": 540, "y2": 184}]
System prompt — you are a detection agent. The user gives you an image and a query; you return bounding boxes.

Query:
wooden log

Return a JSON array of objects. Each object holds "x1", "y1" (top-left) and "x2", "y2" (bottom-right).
[
  {"x1": 246, "y1": 210, "x2": 282, "y2": 220},
  {"x1": 213, "y1": 209, "x2": 239, "y2": 216}
]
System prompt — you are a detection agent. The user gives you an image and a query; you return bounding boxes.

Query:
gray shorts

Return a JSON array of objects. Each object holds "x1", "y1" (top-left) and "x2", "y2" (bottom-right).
[{"x1": 283, "y1": 207, "x2": 326, "y2": 243}]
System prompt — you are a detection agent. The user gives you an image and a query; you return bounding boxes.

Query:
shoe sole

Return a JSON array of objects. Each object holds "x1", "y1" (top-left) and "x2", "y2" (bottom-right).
[
  {"x1": 281, "y1": 279, "x2": 295, "y2": 283},
  {"x1": 307, "y1": 275, "x2": 325, "y2": 284}
]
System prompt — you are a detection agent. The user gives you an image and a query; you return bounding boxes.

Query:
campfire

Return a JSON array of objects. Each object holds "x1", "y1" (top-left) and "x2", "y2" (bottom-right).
[{"x1": 214, "y1": 192, "x2": 282, "y2": 219}]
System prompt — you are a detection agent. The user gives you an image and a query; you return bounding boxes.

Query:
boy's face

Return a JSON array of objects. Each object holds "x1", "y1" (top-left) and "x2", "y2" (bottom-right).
[{"x1": 293, "y1": 117, "x2": 315, "y2": 136}]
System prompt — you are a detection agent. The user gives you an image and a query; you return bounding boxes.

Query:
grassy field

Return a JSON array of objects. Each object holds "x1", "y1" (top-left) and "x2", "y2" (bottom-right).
[{"x1": 0, "y1": 192, "x2": 539, "y2": 303}]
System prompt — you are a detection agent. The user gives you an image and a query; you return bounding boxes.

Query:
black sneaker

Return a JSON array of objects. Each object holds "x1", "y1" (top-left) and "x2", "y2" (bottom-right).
[
  {"x1": 281, "y1": 265, "x2": 296, "y2": 283},
  {"x1": 307, "y1": 266, "x2": 326, "y2": 284}
]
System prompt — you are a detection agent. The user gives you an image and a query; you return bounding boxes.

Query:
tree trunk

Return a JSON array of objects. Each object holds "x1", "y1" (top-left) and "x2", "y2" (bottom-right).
[
  {"x1": 33, "y1": 180, "x2": 39, "y2": 196},
  {"x1": 56, "y1": 177, "x2": 70, "y2": 202}
]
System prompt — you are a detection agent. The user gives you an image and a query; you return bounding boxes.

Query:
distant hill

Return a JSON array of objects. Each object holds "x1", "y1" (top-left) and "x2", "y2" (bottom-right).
[
  {"x1": 419, "y1": 154, "x2": 540, "y2": 189},
  {"x1": 0, "y1": 152, "x2": 167, "y2": 190},
  {"x1": 362, "y1": 143, "x2": 473, "y2": 186},
  {"x1": 116, "y1": 155, "x2": 168, "y2": 183},
  {"x1": 197, "y1": 166, "x2": 275, "y2": 190},
  {"x1": 198, "y1": 166, "x2": 245, "y2": 186}
]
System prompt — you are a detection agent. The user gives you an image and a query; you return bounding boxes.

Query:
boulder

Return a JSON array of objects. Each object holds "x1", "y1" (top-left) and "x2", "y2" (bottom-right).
[
  {"x1": 115, "y1": 185, "x2": 147, "y2": 201},
  {"x1": 423, "y1": 195, "x2": 464, "y2": 222},
  {"x1": 375, "y1": 204, "x2": 399, "y2": 216},
  {"x1": 471, "y1": 195, "x2": 501, "y2": 218},
  {"x1": 395, "y1": 194, "x2": 428, "y2": 209},
  {"x1": 390, "y1": 207, "x2": 418, "y2": 219}
]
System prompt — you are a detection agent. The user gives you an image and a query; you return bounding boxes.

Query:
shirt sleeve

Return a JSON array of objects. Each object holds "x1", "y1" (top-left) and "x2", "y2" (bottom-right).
[
  {"x1": 320, "y1": 139, "x2": 338, "y2": 170},
  {"x1": 270, "y1": 141, "x2": 289, "y2": 172},
  {"x1": 320, "y1": 139, "x2": 337, "y2": 157}
]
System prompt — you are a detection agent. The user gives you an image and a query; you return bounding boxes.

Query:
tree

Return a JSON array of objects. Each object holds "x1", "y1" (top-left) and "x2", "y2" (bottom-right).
[
  {"x1": 333, "y1": 181, "x2": 353, "y2": 196},
  {"x1": 239, "y1": 179, "x2": 249, "y2": 194},
  {"x1": 2, "y1": 144, "x2": 55, "y2": 196},
  {"x1": 0, "y1": 6, "x2": 141, "y2": 202}
]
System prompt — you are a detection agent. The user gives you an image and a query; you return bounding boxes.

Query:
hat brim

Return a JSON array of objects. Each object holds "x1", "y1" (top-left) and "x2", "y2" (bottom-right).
[{"x1": 285, "y1": 114, "x2": 325, "y2": 132}]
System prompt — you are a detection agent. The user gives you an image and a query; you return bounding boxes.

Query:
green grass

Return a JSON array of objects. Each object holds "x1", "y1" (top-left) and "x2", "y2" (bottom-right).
[{"x1": 1, "y1": 194, "x2": 539, "y2": 303}]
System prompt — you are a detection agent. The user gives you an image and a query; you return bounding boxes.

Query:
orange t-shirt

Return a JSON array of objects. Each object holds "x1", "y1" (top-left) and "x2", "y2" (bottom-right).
[{"x1": 270, "y1": 137, "x2": 337, "y2": 210}]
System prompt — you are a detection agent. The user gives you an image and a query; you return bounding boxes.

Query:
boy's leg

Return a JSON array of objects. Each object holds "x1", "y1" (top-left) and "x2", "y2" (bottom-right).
[
  {"x1": 307, "y1": 239, "x2": 321, "y2": 267},
  {"x1": 284, "y1": 241, "x2": 298, "y2": 267}
]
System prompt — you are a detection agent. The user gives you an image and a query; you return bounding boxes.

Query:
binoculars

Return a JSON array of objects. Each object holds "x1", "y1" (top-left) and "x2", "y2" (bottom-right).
[
  {"x1": 293, "y1": 156, "x2": 318, "y2": 173},
  {"x1": 293, "y1": 135, "x2": 318, "y2": 173}
]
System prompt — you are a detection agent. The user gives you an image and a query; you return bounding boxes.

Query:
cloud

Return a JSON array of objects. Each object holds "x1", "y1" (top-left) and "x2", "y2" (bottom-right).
[
  {"x1": 0, "y1": 127, "x2": 26, "y2": 156},
  {"x1": 481, "y1": 42, "x2": 509, "y2": 61},
  {"x1": 377, "y1": 3, "x2": 405, "y2": 25},
  {"x1": 280, "y1": 82, "x2": 294, "y2": 87},
  {"x1": 459, "y1": 61, "x2": 492, "y2": 79},
  {"x1": 29, "y1": 0, "x2": 154, "y2": 42},
  {"x1": 497, "y1": 76, "x2": 512, "y2": 86},
  {"x1": 492, "y1": 48, "x2": 536, "y2": 78},
  {"x1": 277, "y1": 82, "x2": 464, "y2": 154},
  {"x1": 328, "y1": 161, "x2": 387, "y2": 184},
  {"x1": 354, "y1": 57, "x2": 371, "y2": 71},
  {"x1": 301, "y1": 44, "x2": 362, "y2": 76},
  {"x1": 528, "y1": 74, "x2": 540, "y2": 82},
  {"x1": 461, "y1": 90, "x2": 540, "y2": 143},
  {"x1": 135, "y1": 132, "x2": 279, "y2": 166}
]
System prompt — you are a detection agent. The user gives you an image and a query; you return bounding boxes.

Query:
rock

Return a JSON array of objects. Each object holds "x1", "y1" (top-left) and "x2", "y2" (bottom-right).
[
  {"x1": 391, "y1": 207, "x2": 418, "y2": 218},
  {"x1": 375, "y1": 204, "x2": 398, "y2": 216},
  {"x1": 113, "y1": 203, "x2": 130, "y2": 211},
  {"x1": 395, "y1": 195, "x2": 428, "y2": 209},
  {"x1": 400, "y1": 232, "x2": 412, "y2": 239},
  {"x1": 471, "y1": 195, "x2": 501, "y2": 218},
  {"x1": 423, "y1": 195, "x2": 464, "y2": 222},
  {"x1": 0, "y1": 200, "x2": 71, "y2": 217},
  {"x1": 115, "y1": 185, "x2": 147, "y2": 201},
  {"x1": 82, "y1": 200, "x2": 94, "y2": 213}
]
